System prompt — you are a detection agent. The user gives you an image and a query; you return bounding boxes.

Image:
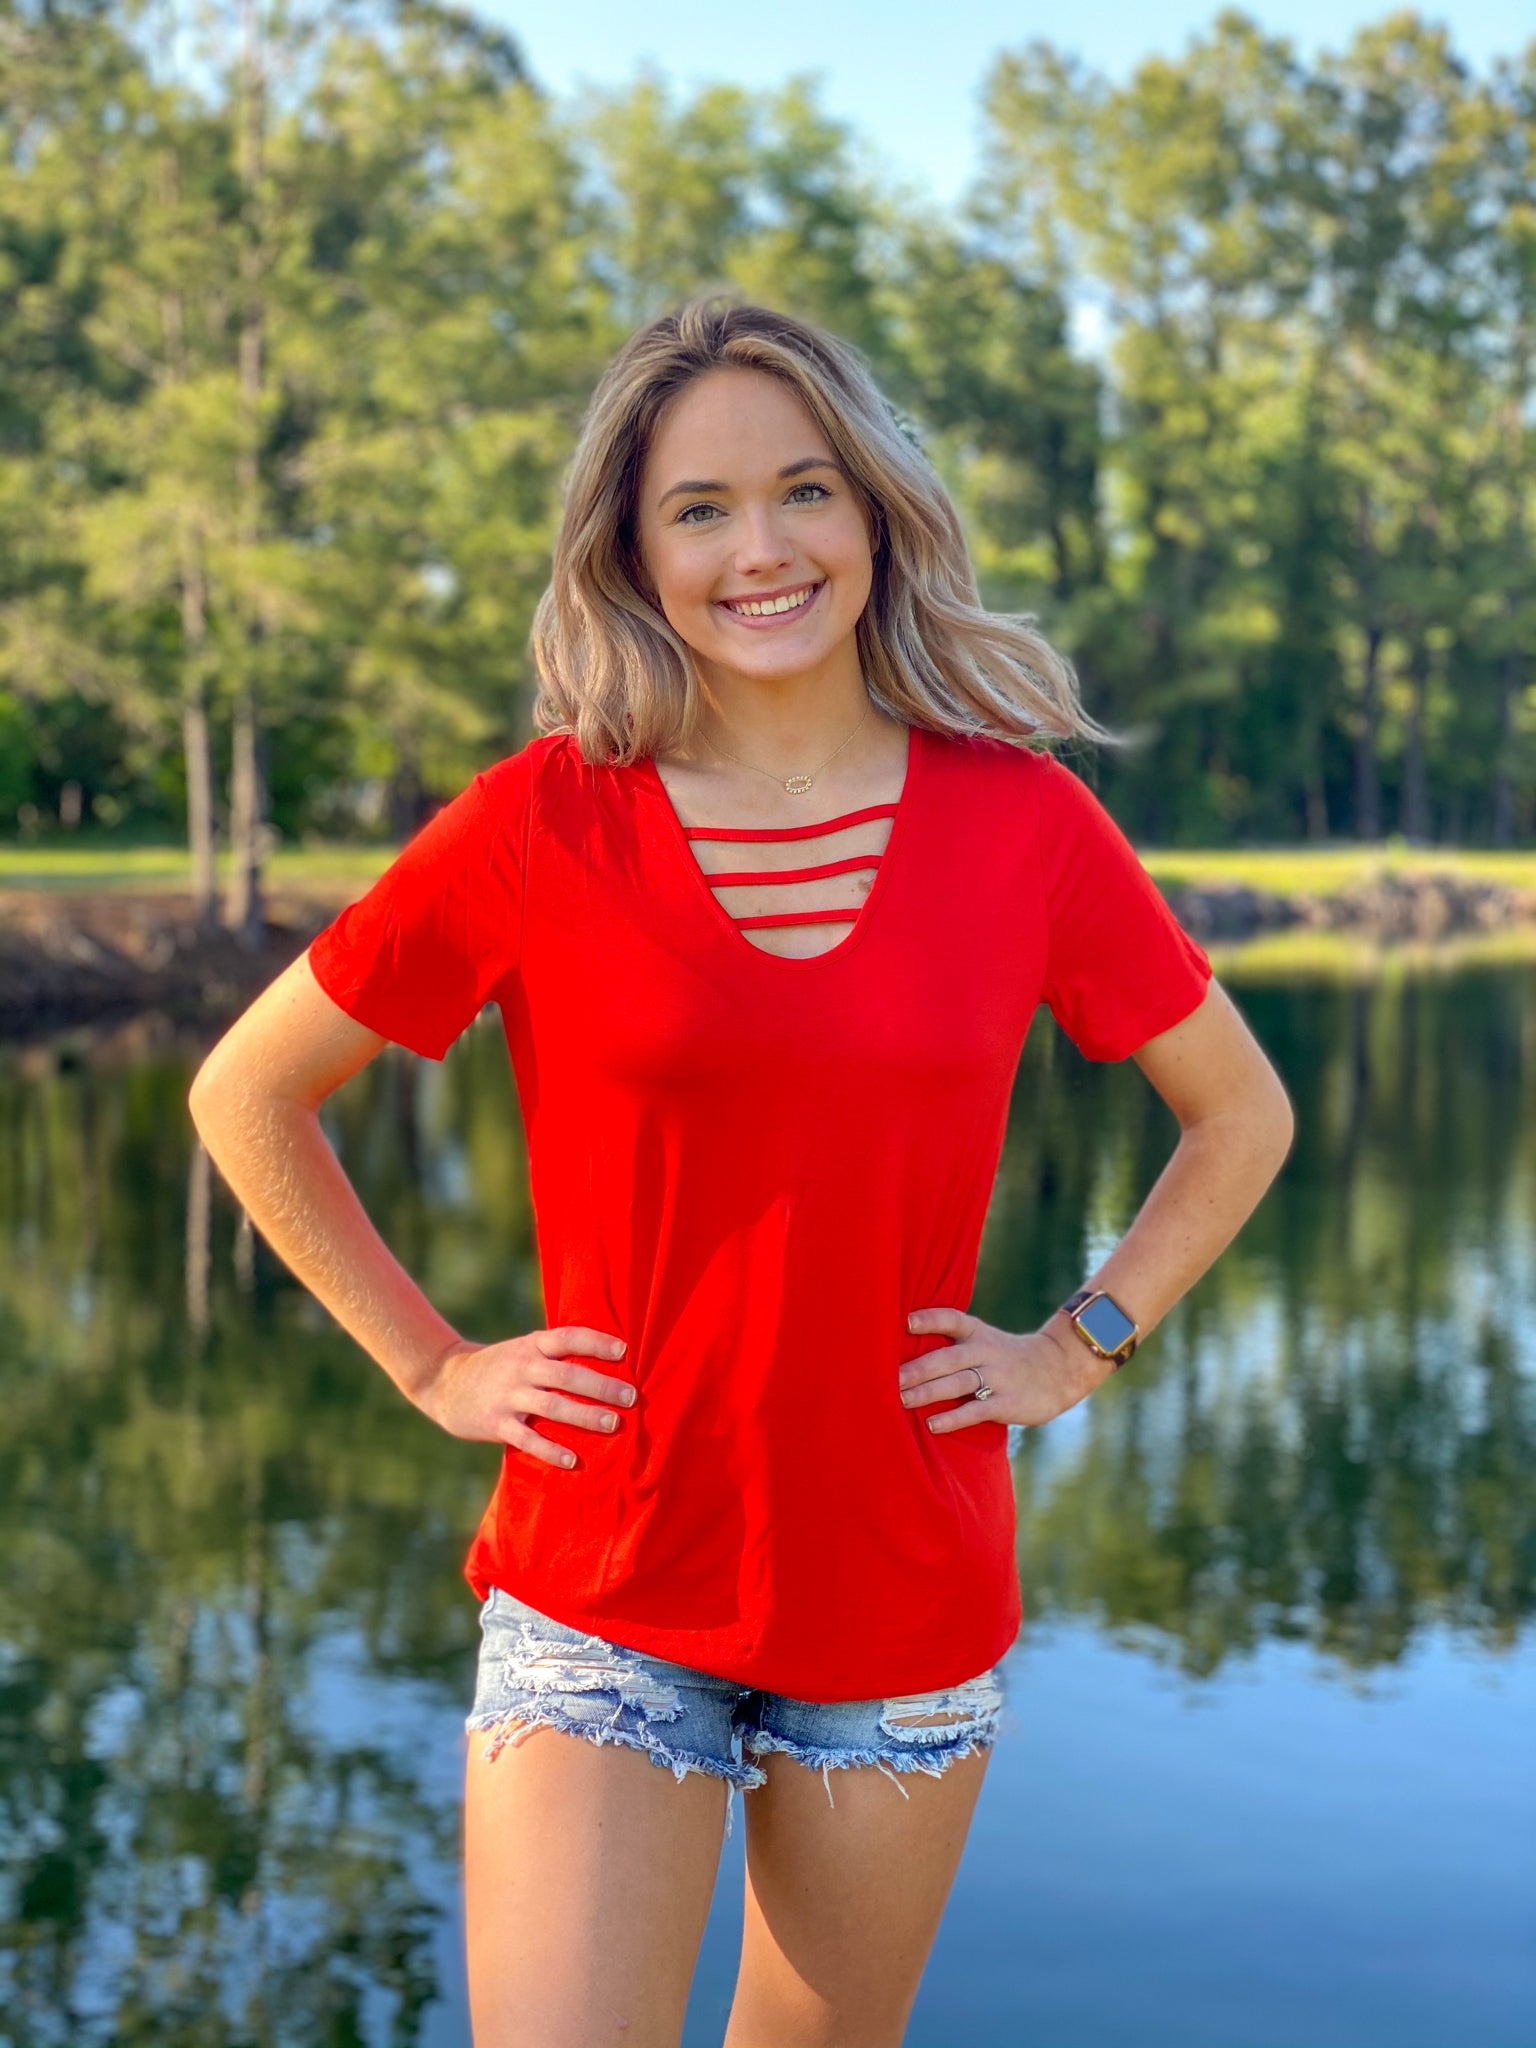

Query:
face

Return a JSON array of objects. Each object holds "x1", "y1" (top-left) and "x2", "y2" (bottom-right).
[{"x1": 634, "y1": 366, "x2": 877, "y2": 693}]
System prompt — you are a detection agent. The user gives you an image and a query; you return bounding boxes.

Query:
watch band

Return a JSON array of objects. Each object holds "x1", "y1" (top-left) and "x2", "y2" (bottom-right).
[{"x1": 1060, "y1": 1285, "x2": 1140, "y2": 1369}]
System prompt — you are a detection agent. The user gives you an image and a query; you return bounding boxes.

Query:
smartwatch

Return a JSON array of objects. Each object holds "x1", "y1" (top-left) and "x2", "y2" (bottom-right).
[{"x1": 1060, "y1": 1285, "x2": 1140, "y2": 1369}]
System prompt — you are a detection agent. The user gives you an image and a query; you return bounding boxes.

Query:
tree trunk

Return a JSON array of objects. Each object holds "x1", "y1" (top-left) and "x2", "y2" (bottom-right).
[
  {"x1": 1491, "y1": 642, "x2": 1518, "y2": 848},
  {"x1": 223, "y1": 686, "x2": 266, "y2": 945},
  {"x1": 385, "y1": 744, "x2": 426, "y2": 841},
  {"x1": 224, "y1": 0, "x2": 268, "y2": 946},
  {"x1": 161, "y1": 147, "x2": 220, "y2": 932},
  {"x1": 178, "y1": 545, "x2": 218, "y2": 928},
  {"x1": 1300, "y1": 698, "x2": 1331, "y2": 840},
  {"x1": 1399, "y1": 636, "x2": 1430, "y2": 845},
  {"x1": 1492, "y1": 358, "x2": 1528, "y2": 847},
  {"x1": 1304, "y1": 768, "x2": 1330, "y2": 842},
  {"x1": 1353, "y1": 622, "x2": 1382, "y2": 842}
]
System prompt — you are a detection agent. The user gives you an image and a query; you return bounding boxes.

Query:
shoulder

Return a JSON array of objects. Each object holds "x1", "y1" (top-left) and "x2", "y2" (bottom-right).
[
  {"x1": 458, "y1": 731, "x2": 585, "y2": 841},
  {"x1": 474, "y1": 730, "x2": 572, "y2": 805},
  {"x1": 923, "y1": 725, "x2": 1067, "y2": 806},
  {"x1": 924, "y1": 731, "x2": 1128, "y2": 877},
  {"x1": 959, "y1": 735, "x2": 1112, "y2": 825}
]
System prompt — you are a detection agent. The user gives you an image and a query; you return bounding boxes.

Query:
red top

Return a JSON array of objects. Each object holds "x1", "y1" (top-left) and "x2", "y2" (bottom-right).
[{"x1": 307, "y1": 723, "x2": 1213, "y2": 1701}]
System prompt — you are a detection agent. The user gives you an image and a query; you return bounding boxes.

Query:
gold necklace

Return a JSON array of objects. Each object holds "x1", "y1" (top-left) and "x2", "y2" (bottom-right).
[{"x1": 703, "y1": 699, "x2": 871, "y2": 795}]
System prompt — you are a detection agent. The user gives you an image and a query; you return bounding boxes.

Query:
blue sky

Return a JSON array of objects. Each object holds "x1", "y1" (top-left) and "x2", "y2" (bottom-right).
[{"x1": 483, "y1": 0, "x2": 1529, "y2": 205}]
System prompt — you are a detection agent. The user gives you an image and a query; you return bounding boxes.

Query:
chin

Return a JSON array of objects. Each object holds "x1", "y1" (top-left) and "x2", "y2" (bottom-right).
[{"x1": 715, "y1": 641, "x2": 837, "y2": 681}]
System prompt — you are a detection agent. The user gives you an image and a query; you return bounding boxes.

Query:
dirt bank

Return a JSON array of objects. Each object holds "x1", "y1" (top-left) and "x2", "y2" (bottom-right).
[
  {"x1": 1159, "y1": 867, "x2": 1536, "y2": 944},
  {"x1": 0, "y1": 890, "x2": 331, "y2": 1040}
]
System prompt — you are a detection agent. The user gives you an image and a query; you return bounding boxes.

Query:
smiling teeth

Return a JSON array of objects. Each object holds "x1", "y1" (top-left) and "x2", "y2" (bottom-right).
[{"x1": 725, "y1": 586, "x2": 816, "y2": 617}]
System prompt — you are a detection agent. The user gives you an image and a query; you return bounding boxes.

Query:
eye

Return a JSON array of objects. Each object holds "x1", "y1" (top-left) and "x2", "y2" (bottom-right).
[
  {"x1": 787, "y1": 481, "x2": 832, "y2": 504},
  {"x1": 676, "y1": 502, "x2": 721, "y2": 525}
]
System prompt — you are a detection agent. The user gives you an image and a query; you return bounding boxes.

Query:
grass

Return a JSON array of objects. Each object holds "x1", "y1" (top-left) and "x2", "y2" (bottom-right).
[
  {"x1": 1142, "y1": 843, "x2": 1536, "y2": 895},
  {"x1": 3, "y1": 837, "x2": 1536, "y2": 899},
  {"x1": 0, "y1": 842, "x2": 396, "y2": 894}
]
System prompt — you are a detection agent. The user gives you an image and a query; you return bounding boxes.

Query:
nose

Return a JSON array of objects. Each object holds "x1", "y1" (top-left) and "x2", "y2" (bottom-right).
[{"x1": 731, "y1": 502, "x2": 795, "y2": 576}]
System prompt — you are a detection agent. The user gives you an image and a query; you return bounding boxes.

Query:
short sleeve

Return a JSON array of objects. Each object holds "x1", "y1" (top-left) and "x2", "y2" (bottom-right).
[
  {"x1": 1035, "y1": 750, "x2": 1213, "y2": 1062},
  {"x1": 306, "y1": 746, "x2": 534, "y2": 1061}
]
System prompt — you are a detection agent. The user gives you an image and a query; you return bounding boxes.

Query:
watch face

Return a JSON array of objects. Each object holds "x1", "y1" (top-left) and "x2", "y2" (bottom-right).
[{"x1": 1077, "y1": 1293, "x2": 1136, "y2": 1353}]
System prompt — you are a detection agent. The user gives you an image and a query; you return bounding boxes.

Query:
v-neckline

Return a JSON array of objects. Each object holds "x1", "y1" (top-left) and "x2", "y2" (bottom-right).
[{"x1": 638, "y1": 723, "x2": 924, "y2": 970}]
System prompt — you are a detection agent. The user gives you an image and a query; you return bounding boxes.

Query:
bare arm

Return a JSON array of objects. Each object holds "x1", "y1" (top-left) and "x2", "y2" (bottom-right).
[
  {"x1": 903, "y1": 977, "x2": 1295, "y2": 1428},
  {"x1": 1032, "y1": 975, "x2": 1296, "y2": 1389},
  {"x1": 187, "y1": 951, "x2": 637, "y2": 1467}
]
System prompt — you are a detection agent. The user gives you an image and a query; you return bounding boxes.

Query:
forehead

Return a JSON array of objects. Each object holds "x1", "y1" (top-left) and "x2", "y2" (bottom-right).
[{"x1": 644, "y1": 367, "x2": 832, "y2": 485}]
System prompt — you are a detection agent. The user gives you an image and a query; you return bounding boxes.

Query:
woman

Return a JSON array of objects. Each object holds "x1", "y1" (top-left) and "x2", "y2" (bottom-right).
[{"x1": 189, "y1": 297, "x2": 1294, "y2": 2048}]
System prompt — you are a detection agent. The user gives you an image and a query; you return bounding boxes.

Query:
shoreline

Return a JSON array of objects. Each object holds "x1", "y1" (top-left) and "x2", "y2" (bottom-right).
[
  {"x1": 1159, "y1": 864, "x2": 1536, "y2": 944},
  {"x1": 0, "y1": 889, "x2": 330, "y2": 1041},
  {"x1": 4, "y1": 866, "x2": 1536, "y2": 1040}
]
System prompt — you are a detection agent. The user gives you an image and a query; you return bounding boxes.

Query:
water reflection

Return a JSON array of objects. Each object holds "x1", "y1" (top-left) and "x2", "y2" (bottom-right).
[{"x1": 1, "y1": 963, "x2": 1531, "y2": 2043}]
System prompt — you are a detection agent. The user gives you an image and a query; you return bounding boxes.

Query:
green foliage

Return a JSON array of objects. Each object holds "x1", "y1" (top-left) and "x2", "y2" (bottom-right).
[{"x1": 0, "y1": 2, "x2": 1529, "y2": 850}]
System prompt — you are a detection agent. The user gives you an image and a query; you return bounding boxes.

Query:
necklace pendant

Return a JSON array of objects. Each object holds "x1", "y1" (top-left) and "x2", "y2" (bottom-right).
[{"x1": 783, "y1": 774, "x2": 814, "y2": 795}]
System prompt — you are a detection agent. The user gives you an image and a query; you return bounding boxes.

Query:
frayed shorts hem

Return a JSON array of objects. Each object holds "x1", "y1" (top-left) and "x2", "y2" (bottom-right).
[
  {"x1": 465, "y1": 1586, "x2": 1007, "y2": 1841},
  {"x1": 741, "y1": 1722, "x2": 1001, "y2": 1807},
  {"x1": 465, "y1": 1706, "x2": 771, "y2": 1793}
]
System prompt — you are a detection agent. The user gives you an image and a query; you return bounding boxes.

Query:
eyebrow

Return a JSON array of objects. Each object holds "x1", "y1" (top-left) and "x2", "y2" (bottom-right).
[{"x1": 656, "y1": 457, "x2": 843, "y2": 508}]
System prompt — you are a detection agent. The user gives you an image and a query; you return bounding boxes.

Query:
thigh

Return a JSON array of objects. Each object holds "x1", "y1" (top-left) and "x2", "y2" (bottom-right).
[
  {"x1": 463, "y1": 1588, "x2": 752, "y2": 2048},
  {"x1": 465, "y1": 1724, "x2": 725, "y2": 2048},
  {"x1": 725, "y1": 1671, "x2": 1004, "y2": 2048}
]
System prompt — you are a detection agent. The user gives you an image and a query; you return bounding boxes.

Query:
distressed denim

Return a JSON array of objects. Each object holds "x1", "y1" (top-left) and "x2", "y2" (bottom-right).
[{"x1": 466, "y1": 1586, "x2": 1008, "y2": 1841}]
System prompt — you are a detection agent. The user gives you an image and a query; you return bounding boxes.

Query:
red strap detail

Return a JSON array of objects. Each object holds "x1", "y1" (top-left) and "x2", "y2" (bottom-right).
[
  {"x1": 735, "y1": 906, "x2": 863, "y2": 930},
  {"x1": 707, "y1": 853, "x2": 881, "y2": 889},
  {"x1": 681, "y1": 802, "x2": 899, "y2": 844}
]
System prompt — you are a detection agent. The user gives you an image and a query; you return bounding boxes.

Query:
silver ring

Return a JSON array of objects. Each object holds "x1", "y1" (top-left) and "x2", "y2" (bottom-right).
[{"x1": 970, "y1": 1365, "x2": 994, "y2": 1401}]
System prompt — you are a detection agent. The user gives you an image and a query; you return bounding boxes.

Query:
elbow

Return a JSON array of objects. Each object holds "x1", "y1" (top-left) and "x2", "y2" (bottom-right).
[
  {"x1": 1187, "y1": 1067, "x2": 1295, "y2": 1166},
  {"x1": 187, "y1": 1038, "x2": 238, "y2": 1142},
  {"x1": 187, "y1": 1059, "x2": 220, "y2": 1142},
  {"x1": 1262, "y1": 1070, "x2": 1297, "y2": 1167},
  {"x1": 1241, "y1": 1042, "x2": 1297, "y2": 1162}
]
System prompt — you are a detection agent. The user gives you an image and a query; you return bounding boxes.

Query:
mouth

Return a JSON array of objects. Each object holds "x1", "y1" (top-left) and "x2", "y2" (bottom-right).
[{"x1": 714, "y1": 581, "x2": 824, "y2": 627}]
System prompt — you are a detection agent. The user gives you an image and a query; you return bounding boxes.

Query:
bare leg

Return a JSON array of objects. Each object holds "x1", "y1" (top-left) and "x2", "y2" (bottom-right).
[
  {"x1": 463, "y1": 1721, "x2": 729, "y2": 2048},
  {"x1": 723, "y1": 1735, "x2": 992, "y2": 2048}
]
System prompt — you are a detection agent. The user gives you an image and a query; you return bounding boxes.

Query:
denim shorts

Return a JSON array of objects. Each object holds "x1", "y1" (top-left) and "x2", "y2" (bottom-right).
[{"x1": 465, "y1": 1585, "x2": 1009, "y2": 1840}]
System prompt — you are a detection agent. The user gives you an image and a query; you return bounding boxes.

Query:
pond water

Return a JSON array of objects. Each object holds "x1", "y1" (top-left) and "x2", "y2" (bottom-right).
[{"x1": 1, "y1": 956, "x2": 1532, "y2": 2046}]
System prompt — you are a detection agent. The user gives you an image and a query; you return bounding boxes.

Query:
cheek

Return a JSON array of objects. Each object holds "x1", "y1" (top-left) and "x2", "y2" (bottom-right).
[
  {"x1": 648, "y1": 540, "x2": 719, "y2": 622},
  {"x1": 824, "y1": 522, "x2": 876, "y2": 611},
  {"x1": 823, "y1": 502, "x2": 876, "y2": 570}
]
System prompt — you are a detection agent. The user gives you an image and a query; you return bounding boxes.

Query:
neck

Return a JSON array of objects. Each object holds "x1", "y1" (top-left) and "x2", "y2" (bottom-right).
[{"x1": 691, "y1": 646, "x2": 873, "y2": 771}]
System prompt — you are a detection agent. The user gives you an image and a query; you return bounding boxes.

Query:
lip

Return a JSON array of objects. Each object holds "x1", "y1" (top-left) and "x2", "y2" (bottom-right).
[{"x1": 713, "y1": 580, "x2": 824, "y2": 627}]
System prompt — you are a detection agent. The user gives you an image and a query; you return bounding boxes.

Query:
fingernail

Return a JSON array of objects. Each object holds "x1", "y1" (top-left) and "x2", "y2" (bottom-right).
[
  {"x1": 603, "y1": 1413, "x2": 618, "y2": 1430},
  {"x1": 622, "y1": 1387, "x2": 637, "y2": 1405},
  {"x1": 907, "y1": 1313, "x2": 919, "y2": 1329},
  {"x1": 561, "y1": 1451, "x2": 576, "y2": 1467},
  {"x1": 612, "y1": 1340, "x2": 626, "y2": 1355}
]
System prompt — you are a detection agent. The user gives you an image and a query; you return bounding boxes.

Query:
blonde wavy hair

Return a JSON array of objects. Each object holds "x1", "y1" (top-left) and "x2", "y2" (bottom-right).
[{"x1": 530, "y1": 294, "x2": 1117, "y2": 765}]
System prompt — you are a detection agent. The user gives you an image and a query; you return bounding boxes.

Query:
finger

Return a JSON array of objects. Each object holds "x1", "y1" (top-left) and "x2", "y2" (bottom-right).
[
  {"x1": 924, "y1": 1399, "x2": 990, "y2": 1434},
  {"x1": 906, "y1": 1305, "x2": 977, "y2": 1340},
  {"x1": 534, "y1": 1325, "x2": 628, "y2": 1361},
  {"x1": 898, "y1": 1338, "x2": 980, "y2": 1387},
  {"x1": 543, "y1": 1359, "x2": 638, "y2": 1409},
  {"x1": 505, "y1": 1416, "x2": 579, "y2": 1469},
  {"x1": 518, "y1": 1386, "x2": 627, "y2": 1434},
  {"x1": 900, "y1": 1362, "x2": 986, "y2": 1410}
]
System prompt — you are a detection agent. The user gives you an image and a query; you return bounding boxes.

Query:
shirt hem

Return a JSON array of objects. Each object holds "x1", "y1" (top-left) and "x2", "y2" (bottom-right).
[{"x1": 464, "y1": 1561, "x2": 1023, "y2": 1704}]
